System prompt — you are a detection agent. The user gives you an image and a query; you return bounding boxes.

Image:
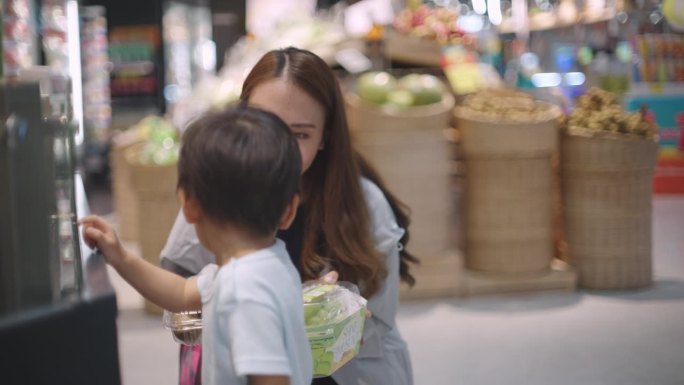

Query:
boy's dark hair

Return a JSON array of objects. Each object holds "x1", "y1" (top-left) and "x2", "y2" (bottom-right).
[{"x1": 177, "y1": 106, "x2": 302, "y2": 236}]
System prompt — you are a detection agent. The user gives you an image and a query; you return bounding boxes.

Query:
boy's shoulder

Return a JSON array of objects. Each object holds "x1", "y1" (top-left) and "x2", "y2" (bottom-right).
[
  {"x1": 200, "y1": 240, "x2": 297, "y2": 298},
  {"x1": 225, "y1": 240, "x2": 300, "y2": 296}
]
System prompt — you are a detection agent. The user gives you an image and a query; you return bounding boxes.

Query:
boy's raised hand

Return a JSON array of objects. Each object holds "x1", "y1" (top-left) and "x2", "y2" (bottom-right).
[{"x1": 79, "y1": 215, "x2": 125, "y2": 267}]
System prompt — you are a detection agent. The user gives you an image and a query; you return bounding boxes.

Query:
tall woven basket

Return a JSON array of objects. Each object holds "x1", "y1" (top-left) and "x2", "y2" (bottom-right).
[
  {"x1": 561, "y1": 133, "x2": 657, "y2": 289},
  {"x1": 110, "y1": 131, "x2": 144, "y2": 241},
  {"x1": 346, "y1": 92, "x2": 456, "y2": 259},
  {"x1": 456, "y1": 106, "x2": 561, "y2": 275},
  {"x1": 125, "y1": 143, "x2": 180, "y2": 314},
  {"x1": 384, "y1": 29, "x2": 442, "y2": 67}
]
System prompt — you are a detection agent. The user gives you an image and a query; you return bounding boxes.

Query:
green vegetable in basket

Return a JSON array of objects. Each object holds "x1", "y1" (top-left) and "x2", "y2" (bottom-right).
[
  {"x1": 357, "y1": 71, "x2": 397, "y2": 104},
  {"x1": 398, "y1": 74, "x2": 443, "y2": 105},
  {"x1": 136, "y1": 116, "x2": 180, "y2": 166}
]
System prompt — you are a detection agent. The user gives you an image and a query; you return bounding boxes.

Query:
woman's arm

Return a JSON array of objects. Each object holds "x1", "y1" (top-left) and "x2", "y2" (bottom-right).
[
  {"x1": 160, "y1": 211, "x2": 216, "y2": 275},
  {"x1": 356, "y1": 178, "x2": 405, "y2": 356}
]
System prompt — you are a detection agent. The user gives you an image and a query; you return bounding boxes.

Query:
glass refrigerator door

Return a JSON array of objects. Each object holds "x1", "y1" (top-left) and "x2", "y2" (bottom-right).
[
  {"x1": 0, "y1": 80, "x2": 120, "y2": 383},
  {"x1": 0, "y1": 76, "x2": 82, "y2": 316},
  {"x1": 39, "y1": 70, "x2": 84, "y2": 298},
  {"x1": 52, "y1": 94, "x2": 83, "y2": 297},
  {"x1": 162, "y1": 1, "x2": 214, "y2": 108}
]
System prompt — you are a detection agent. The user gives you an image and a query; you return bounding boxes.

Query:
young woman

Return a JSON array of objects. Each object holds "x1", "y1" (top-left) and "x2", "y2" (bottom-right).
[{"x1": 161, "y1": 47, "x2": 419, "y2": 385}]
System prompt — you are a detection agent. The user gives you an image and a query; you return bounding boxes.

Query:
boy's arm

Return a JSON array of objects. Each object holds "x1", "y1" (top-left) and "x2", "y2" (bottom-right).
[
  {"x1": 248, "y1": 375, "x2": 289, "y2": 385},
  {"x1": 80, "y1": 215, "x2": 201, "y2": 312},
  {"x1": 113, "y1": 248, "x2": 202, "y2": 312}
]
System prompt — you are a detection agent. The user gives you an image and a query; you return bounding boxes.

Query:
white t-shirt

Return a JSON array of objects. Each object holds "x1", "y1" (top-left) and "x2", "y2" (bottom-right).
[
  {"x1": 162, "y1": 178, "x2": 414, "y2": 385},
  {"x1": 195, "y1": 239, "x2": 312, "y2": 385}
]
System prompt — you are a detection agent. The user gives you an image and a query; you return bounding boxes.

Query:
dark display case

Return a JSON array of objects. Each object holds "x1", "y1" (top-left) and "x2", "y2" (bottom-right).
[{"x1": 0, "y1": 78, "x2": 120, "y2": 385}]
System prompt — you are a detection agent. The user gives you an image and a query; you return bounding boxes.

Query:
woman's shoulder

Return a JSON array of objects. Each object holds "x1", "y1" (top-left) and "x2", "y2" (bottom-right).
[
  {"x1": 359, "y1": 177, "x2": 404, "y2": 238},
  {"x1": 359, "y1": 177, "x2": 387, "y2": 206}
]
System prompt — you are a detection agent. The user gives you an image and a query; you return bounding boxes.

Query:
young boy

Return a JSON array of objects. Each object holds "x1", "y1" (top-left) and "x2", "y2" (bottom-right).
[{"x1": 80, "y1": 107, "x2": 312, "y2": 385}]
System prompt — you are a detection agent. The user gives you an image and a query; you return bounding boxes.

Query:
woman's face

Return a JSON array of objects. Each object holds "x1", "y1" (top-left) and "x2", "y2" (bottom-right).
[{"x1": 248, "y1": 78, "x2": 326, "y2": 174}]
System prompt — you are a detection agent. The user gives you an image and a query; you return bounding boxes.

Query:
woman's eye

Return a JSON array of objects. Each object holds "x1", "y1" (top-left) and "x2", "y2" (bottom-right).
[{"x1": 293, "y1": 132, "x2": 309, "y2": 140}]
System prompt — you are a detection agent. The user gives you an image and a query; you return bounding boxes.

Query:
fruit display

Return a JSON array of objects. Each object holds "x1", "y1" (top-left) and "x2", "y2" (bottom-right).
[
  {"x1": 3, "y1": 0, "x2": 37, "y2": 77},
  {"x1": 564, "y1": 87, "x2": 658, "y2": 140},
  {"x1": 303, "y1": 282, "x2": 367, "y2": 377},
  {"x1": 355, "y1": 71, "x2": 445, "y2": 109},
  {"x1": 163, "y1": 310, "x2": 202, "y2": 346},
  {"x1": 454, "y1": 88, "x2": 558, "y2": 122},
  {"x1": 393, "y1": 4, "x2": 466, "y2": 45},
  {"x1": 134, "y1": 116, "x2": 180, "y2": 166}
]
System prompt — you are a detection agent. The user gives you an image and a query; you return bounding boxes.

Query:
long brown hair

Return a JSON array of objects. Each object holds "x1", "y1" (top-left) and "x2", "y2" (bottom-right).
[
  {"x1": 240, "y1": 47, "x2": 418, "y2": 297},
  {"x1": 178, "y1": 107, "x2": 301, "y2": 236}
]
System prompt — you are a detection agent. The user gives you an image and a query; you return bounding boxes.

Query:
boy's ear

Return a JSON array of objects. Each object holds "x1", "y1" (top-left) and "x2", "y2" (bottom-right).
[
  {"x1": 277, "y1": 194, "x2": 300, "y2": 230},
  {"x1": 178, "y1": 190, "x2": 202, "y2": 224}
]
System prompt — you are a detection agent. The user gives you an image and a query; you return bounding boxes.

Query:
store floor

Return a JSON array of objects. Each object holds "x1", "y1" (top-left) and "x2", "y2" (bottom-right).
[{"x1": 106, "y1": 195, "x2": 684, "y2": 385}]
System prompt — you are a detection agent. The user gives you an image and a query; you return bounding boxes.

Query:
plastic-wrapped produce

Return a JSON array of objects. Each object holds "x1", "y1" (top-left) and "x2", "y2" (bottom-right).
[{"x1": 302, "y1": 282, "x2": 367, "y2": 377}]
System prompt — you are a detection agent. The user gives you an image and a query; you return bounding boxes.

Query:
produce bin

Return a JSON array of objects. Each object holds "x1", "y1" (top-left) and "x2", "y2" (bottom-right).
[
  {"x1": 346, "y1": 91, "x2": 456, "y2": 259},
  {"x1": 125, "y1": 142, "x2": 180, "y2": 314},
  {"x1": 110, "y1": 130, "x2": 144, "y2": 241},
  {"x1": 455, "y1": 104, "x2": 561, "y2": 275},
  {"x1": 384, "y1": 29, "x2": 442, "y2": 67},
  {"x1": 561, "y1": 133, "x2": 657, "y2": 289}
]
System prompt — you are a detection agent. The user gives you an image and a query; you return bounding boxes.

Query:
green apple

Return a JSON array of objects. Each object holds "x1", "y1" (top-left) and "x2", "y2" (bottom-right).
[
  {"x1": 386, "y1": 89, "x2": 415, "y2": 109},
  {"x1": 398, "y1": 74, "x2": 444, "y2": 105},
  {"x1": 356, "y1": 71, "x2": 397, "y2": 104}
]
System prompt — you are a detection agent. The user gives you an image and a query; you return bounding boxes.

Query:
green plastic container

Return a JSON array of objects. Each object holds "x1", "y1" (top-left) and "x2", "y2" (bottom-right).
[{"x1": 303, "y1": 282, "x2": 367, "y2": 377}]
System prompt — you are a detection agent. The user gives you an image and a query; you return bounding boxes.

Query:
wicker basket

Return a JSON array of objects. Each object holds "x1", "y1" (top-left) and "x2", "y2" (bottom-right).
[
  {"x1": 561, "y1": 133, "x2": 657, "y2": 289},
  {"x1": 455, "y1": 107, "x2": 561, "y2": 275},
  {"x1": 110, "y1": 131, "x2": 145, "y2": 241},
  {"x1": 346, "y1": 91, "x2": 455, "y2": 259},
  {"x1": 125, "y1": 142, "x2": 180, "y2": 314},
  {"x1": 384, "y1": 29, "x2": 442, "y2": 67}
]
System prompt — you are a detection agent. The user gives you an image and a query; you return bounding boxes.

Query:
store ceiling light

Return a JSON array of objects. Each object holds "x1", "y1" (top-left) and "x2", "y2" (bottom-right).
[
  {"x1": 564, "y1": 72, "x2": 586, "y2": 86},
  {"x1": 472, "y1": 0, "x2": 487, "y2": 15},
  {"x1": 457, "y1": 14, "x2": 485, "y2": 32},
  {"x1": 531, "y1": 72, "x2": 562, "y2": 87},
  {"x1": 487, "y1": 0, "x2": 502, "y2": 25}
]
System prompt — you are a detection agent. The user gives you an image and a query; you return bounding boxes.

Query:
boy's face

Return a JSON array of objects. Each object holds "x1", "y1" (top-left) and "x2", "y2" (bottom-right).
[{"x1": 248, "y1": 78, "x2": 325, "y2": 174}]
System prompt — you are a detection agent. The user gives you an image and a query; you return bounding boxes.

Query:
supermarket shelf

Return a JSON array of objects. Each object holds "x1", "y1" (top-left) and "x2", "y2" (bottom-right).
[
  {"x1": 627, "y1": 82, "x2": 684, "y2": 96},
  {"x1": 499, "y1": 9, "x2": 616, "y2": 34}
]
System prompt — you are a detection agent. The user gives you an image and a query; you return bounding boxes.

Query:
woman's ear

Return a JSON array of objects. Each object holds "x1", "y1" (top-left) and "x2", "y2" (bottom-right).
[
  {"x1": 277, "y1": 194, "x2": 300, "y2": 230},
  {"x1": 179, "y1": 189, "x2": 202, "y2": 224}
]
